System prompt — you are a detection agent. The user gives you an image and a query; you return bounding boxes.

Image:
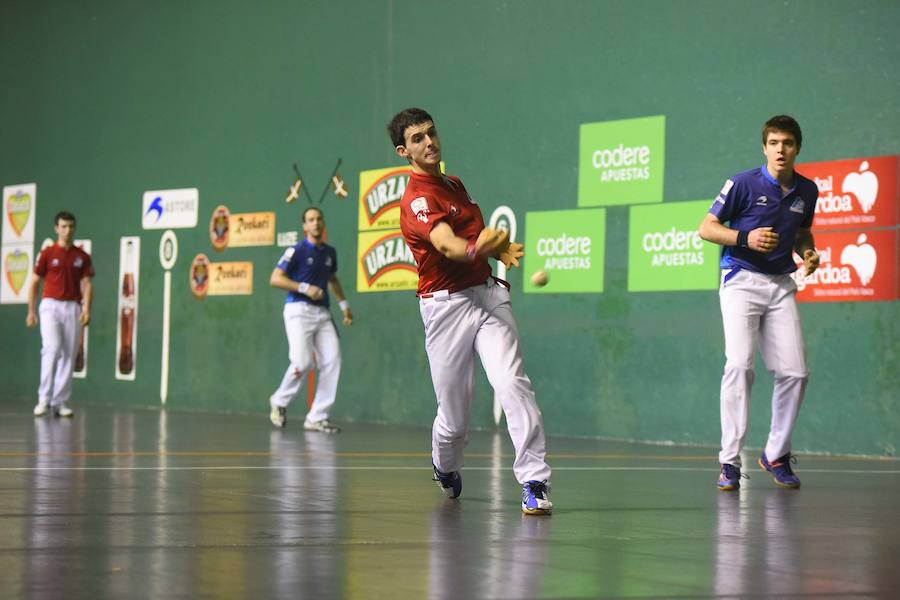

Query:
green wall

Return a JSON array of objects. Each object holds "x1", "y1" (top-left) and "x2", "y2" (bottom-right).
[{"x1": 1, "y1": 0, "x2": 898, "y2": 456}]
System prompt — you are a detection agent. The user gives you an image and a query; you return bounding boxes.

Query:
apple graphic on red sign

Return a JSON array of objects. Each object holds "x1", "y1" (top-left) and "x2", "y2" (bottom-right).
[
  {"x1": 841, "y1": 161, "x2": 878, "y2": 214},
  {"x1": 840, "y1": 233, "x2": 877, "y2": 286}
]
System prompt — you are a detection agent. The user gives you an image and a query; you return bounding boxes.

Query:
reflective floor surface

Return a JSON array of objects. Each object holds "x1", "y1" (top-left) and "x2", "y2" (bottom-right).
[{"x1": 1, "y1": 401, "x2": 898, "y2": 599}]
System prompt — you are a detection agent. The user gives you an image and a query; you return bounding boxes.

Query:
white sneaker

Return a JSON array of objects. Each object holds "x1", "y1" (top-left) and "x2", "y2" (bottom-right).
[
  {"x1": 270, "y1": 404, "x2": 286, "y2": 428},
  {"x1": 54, "y1": 404, "x2": 74, "y2": 418},
  {"x1": 33, "y1": 402, "x2": 49, "y2": 417},
  {"x1": 303, "y1": 419, "x2": 340, "y2": 433}
]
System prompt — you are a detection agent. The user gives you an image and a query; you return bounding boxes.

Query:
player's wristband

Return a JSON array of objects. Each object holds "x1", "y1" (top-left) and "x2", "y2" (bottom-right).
[
  {"x1": 298, "y1": 282, "x2": 310, "y2": 294},
  {"x1": 465, "y1": 239, "x2": 477, "y2": 262},
  {"x1": 736, "y1": 230, "x2": 750, "y2": 248},
  {"x1": 339, "y1": 300, "x2": 350, "y2": 312}
]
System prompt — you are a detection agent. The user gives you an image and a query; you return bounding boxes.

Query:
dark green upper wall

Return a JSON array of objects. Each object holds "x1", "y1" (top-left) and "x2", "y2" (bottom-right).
[{"x1": 1, "y1": 1, "x2": 898, "y2": 456}]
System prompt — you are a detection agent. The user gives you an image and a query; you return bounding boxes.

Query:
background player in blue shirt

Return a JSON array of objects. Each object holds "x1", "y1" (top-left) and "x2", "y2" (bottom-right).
[
  {"x1": 268, "y1": 206, "x2": 353, "y2": 433},
  {"x1": 699, "y1": 115, "x2": 820, "y2": 491}
]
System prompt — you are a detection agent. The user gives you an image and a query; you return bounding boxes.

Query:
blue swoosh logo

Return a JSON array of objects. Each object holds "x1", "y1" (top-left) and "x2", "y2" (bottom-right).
[{"x1": 146, "y1": 196, "x2": 163, "y2": 222}]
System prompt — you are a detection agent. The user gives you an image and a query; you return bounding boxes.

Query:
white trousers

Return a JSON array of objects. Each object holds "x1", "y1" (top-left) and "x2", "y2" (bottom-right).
[
  {"x1": 419, "y1": 280, "x2": 551, "y2": 484},
  {"x1": 718, "y1": 270, "x2": 808, "y2": 467},
  {"x1": 37, "y1": 298, "x2": 82, "y2": 407},
  {"x1": 270, "y1": 302, "x2": 342, "y2": 423}
]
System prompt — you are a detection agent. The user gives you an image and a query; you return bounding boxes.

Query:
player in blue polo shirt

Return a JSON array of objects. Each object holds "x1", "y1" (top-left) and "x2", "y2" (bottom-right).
[
  {"x1": 699, "y1": 115, "x2": 820, "y2": 491},
  {"x1": 268, "y1": 206, "x2": 353, "y2": 433}
]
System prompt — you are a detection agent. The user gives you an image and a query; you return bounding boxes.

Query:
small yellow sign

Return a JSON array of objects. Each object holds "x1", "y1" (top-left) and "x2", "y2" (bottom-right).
[
  {"x1": 228, "y1": 212, "x2": 276, "y2": 247},
  {"x1": 208, "y1": 261, "x2": 254, "y2": 295},
  {"x1": 356, "y1": 230, "x2": 418, "y2": 293}
]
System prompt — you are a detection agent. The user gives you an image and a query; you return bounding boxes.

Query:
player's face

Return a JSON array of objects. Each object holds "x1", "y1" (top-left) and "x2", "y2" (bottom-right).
[
  {"x1": 396, "y1": 121, "x2": 441, "y2": 173},
  {"x1": 302, "y1": 210, "x2": 324, "y2": 241},
  {"x1": 763, "y1": 130, "x2": 799, "y2": 176},
  {"x1": 55, "y1": 219, "x2": 76, "y2": 245}
]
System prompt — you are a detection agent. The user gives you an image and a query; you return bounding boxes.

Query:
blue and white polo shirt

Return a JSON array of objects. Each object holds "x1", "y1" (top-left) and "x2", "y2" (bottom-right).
[
  {"x1": 276, "y1": 239, "x2": 338, "y2": 307},
  {"x1": 709, "y1": 165, "x2": 818, "y2": 275}
]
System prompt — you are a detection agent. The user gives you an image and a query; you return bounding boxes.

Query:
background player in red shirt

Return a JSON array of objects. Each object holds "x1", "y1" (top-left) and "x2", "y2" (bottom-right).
[
  {"x1": 26, "y1": 211, "x2": 94, "y2": 418},
  {"x1": 388, "y1": 108, "x2": 553, "y2": 515}
]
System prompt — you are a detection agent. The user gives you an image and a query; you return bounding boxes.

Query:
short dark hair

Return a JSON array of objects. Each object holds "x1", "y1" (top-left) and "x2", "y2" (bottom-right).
[
  {"x1": 762, "y1": 115, "x2": 802, "y2": 149},
  {"x1": 302, "y1": 206, "x2": 323, "y2": 221},
  {"x1": 387, "y1": 108, "x2": 434, "y2": 148},
  {"x1": 54, "y1": 211, "x2": 76, "y2": 225}
]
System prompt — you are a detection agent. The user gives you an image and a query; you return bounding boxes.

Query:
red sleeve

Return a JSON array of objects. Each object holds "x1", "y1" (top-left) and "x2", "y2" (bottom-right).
[
  {"x1": 403, "y1": 193, "x2": 450, "y2": 242},
  {"x1": 34, "y1": 248, "x2": 47, "y2": 276}
]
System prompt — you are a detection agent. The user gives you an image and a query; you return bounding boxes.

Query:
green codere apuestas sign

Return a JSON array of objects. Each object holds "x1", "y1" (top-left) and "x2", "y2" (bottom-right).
[
  {"x1": 524, "y1": 209, "x2": 605, "y2": 294},
  {"x1": 628, "y1": 200, "x2": 719, "y2": 292},
  {"x1": 578, "y1": 115, "x2": 666, "y2": 206}
]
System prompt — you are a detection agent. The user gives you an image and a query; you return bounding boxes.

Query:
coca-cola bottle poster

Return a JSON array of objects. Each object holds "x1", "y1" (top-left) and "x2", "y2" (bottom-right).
[
  {"x1": 73, "y1": 239, "x2": 92, "y2": 379},
  {"x1": 115, "y1": 236, "x2": 140, "y2": 380}
]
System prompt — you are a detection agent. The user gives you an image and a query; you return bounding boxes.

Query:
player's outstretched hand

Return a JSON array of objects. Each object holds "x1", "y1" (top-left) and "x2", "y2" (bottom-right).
[
  {"x1": 499, "y1": 242, "x2": 524, "y2": 269},
  {"x1": 342, "y1": 308, "x2": 353, "y2": 326},
  {"x1": 802, "y1": 248, "x2": 820, "y2": 275},
  {"x1": 748, "y1": 227, "x2": 779, "y2": 253},
  {"x1": 475, "y1": 227, "x2": 509, "y2": 258}
]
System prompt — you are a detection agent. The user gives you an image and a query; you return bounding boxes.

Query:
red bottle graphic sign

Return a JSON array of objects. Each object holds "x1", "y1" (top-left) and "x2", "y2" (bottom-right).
[{"x1": 115, "y1": 238, "x2": 139, "y2": 379}]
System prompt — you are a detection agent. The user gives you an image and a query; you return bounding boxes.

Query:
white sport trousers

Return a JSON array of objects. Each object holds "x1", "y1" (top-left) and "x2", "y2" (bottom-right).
[
  {"x1": 419, "y1": 279, "x2": 551, "y2": 484},
  {"x1": 718, "y1": 270, "x2": 808, "y2": 467},
  {"x1": 270, "y1": 302, "x2": 341, "y2": 423},
  {"x1": 38, "y1": 298, "x2": 82, "y2": 407}
]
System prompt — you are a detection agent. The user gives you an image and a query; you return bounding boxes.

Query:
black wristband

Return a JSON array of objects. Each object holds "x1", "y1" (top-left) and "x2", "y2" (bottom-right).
[{"x1": 736, "y1": 230, "x2": 750, "y2": 248}]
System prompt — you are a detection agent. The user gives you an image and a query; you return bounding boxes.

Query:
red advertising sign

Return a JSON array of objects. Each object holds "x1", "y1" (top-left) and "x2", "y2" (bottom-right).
[
  {"x1": 797, "y1": 155, "x2": 898, "y2": 230},
  {"x1": 793, "y1": 229, "x2": 898, "y2": 303}
]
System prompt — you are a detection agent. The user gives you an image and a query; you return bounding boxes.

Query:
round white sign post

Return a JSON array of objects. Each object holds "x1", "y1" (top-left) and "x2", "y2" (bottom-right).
[
  {"x1": 159, "y1": 230, "x2": 177, "y2": 404},
  {"x1": 487, "y1": 206, "x2": 517, "y2": 426}
]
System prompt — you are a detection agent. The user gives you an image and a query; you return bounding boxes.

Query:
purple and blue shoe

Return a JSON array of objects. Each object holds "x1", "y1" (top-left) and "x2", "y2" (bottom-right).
[
  {"x1": 717, "y1": 463, "x2": 743, "y2": 491},
  {"x1": 759, "y1": 452, "x2": 801, "y2": 488}
]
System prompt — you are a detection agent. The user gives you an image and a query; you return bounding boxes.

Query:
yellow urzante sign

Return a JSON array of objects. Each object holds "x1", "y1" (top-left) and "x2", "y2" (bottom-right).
[
  {"x1": 358, "y1": 163, "x2": 445, "y2": 231},
  {"x1": 356, "y1": 230, "x2": 418, "y2": 293},
  {"x1": 358, "y1": 166, "x2": 412, "y2": 231}
]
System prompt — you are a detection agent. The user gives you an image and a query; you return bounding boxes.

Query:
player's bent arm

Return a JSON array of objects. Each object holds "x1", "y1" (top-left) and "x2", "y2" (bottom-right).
[
  {"x1": 429, "y1": 222, "x2": 509, "y2": 263},
  {"x1": 270, "y1": 267, "x2": 301, "y2": 293},
  {"x1": 699, "y1": 214, "x2": 779, "y2": 253},
  {"x1": 269, "y1": 267, "x2": 297, "y2": 292},
  {"x1": 270, "y1": 267, "x2": 323, "y2": 299},
  {"x1": 429, "y1": 221, "x2": 473, "y2": 261},
  {"x1": 698, "y1": 214, "x2": 739, "y2": 247}
]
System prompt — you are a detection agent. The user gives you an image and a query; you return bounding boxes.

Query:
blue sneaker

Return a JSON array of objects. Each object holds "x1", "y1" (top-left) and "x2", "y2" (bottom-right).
[
  {"x1": 717, "y1": 463, "x2": 742, "y2": 491},
  {"x1": 759, "y1": 452, "x2": 801, "y2": 488},
  {"x1": 432, "y1": 464, "x2": 462, "y2": 499},
  {"x1": 522, "y1": 480, "x2": 552, "y2": 515}
]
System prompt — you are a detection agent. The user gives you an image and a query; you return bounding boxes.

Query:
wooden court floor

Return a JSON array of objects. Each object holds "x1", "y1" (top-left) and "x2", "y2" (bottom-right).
[{"x1": 1, "y1": 400, "x2": 898, "y2": 599}]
